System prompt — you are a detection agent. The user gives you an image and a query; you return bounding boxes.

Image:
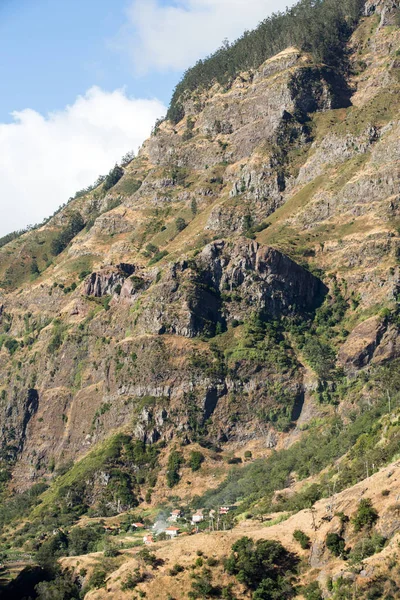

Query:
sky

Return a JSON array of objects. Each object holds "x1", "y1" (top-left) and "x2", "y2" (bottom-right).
[{"x1": 0, "y1": 0, "x2": 294, "y2": 236}]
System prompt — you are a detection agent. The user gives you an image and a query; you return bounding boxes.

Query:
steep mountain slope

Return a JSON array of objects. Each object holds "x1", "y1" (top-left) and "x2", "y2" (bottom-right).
[{"x1": 0, "y1": 0, "x2": 400, "y2": 597}]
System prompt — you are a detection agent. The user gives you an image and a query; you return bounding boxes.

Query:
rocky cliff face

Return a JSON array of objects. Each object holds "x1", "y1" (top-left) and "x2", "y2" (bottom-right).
[{"x1": 0, "y1": 4, "x2": 399, "y2": 504}]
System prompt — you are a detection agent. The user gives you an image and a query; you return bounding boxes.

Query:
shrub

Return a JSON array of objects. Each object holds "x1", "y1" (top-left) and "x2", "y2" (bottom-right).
[
  {"x1": 149, "y1": 250, "x2": 169, "y2": 265},
  {"x1": 103, "y1": 537, "x2": 119, "y2": 557},
  {"x1": 138, "y1": 547, "x2": 158, "y2": 567},
  {"x1": 188, "y1": 568, "x2": 220, "y2": 599},
  {"x1": 169, "y1": 564, "x2": 185, "y2": 576},
  {"x1": 348, "y1": 533, "x2": 386, "y2": 564},
  {"x1": 293, "y1": 529, "x2": 311, "y2": 549},
  {"x1": 225, "y1": 536, "x2": 298, "y2": 593},
  {"x1": 87, "y1": 568, "x2": 106, "y2": 590},
  {"x1": 175, "y1": 217, "x2": 187, "y2": 232},
  {"x1": 4, "y1": 338, "x2": 19, "y2": 355},
  {"x1": 166, "y1": 449, "x2": 184, "y2": 487},
  {"x1": 189, "y1": 451, "x2": 205, "y2": 472},
  {"x1": 352, "y1": 499, "x2": 379, "y2": 532},
  {"x1": 195, "y1": 557, "x2": 203, "y2": 567},
  {"x1": 121, "y1": 568, "x2": 145, "y2": 590},
  {"x1": 326, "y1": 533, "x2": 346, "y2": 558},
  {"x1": 303, "y1": 581, "x2": 323, "y2": 600}
]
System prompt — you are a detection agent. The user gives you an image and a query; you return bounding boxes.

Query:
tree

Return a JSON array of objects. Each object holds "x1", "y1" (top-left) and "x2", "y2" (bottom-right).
[
  {"x1": 103, "y1": 164, "x2": 124, "y2": 192},
  {"x1": 189, "y1": 451, "x2": 205, "y2": 472},
  {"x1": 35, "y1": 572, "x2": 81, "y2": 600},
  {"x1": 293, "y1": 529, "x2": 311, "y2": 549},
  {"x1": 86, "y1": 568, "x2": 106, "y2": 590},
  {"x1": 30, "y1": 259, "x2": 39, "y2": 275},
  {"x1": 166, "y1": 449, "x2": 184, "y2": 487},
  {"x1": 352, "y1": 498, "x2": 379, "y2": 532},
  {"x1": 36, "y1": 532, "x2": 69, "y2": 570},
  {"x1": 167, "y1": 0, "x2": 362, "y2": 123},
  {"x1": 326, "y1": 533, "x2": 346, "y2": 557},
  {"x1": 68, "y1": 524, "x2": 104, "y2": 556},
  {"x1": 175, "y1": 217, "x2": 187, "y2": 232},
  {"x1": 225, "y1": 537, "x2": 297, "y2": 591},
  {"x1": 120, "y1": 150, "x2": 135, "y2": 166},
  {"x1": 51, "y1": 212, "x2": 85, "y2": 256}
]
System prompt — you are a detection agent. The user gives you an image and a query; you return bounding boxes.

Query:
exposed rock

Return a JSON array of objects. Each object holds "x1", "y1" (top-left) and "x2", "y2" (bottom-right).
[
  {"x1": 338, "y1": 316, "x2": 387, "y2": 371},
  {"x1": 338, "y1": 316, "x2": 400, "y2": 372},
  {"x1": 365, "y1": 0, "x2": 400, "y2": 26},
  {"x1": 372, "y1": 323, "x2": 400, "y2": 364},
  {"x1": 137, "y1": 238, "x2": 326, "y2": 337},
  {"x1": 84, "y1": 264, "x2": 137, "y2": 297}
]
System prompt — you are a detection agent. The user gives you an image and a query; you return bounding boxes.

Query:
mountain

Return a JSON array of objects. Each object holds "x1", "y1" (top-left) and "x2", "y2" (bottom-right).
[{"x1": 0, "y1": 0, "x2": 400, "y2": 598}]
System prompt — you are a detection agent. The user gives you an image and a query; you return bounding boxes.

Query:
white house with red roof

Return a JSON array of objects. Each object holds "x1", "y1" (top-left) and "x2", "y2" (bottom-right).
[
  {"x1": 165, "y1": 526, "x2": 179, "y2": 538},
  {"x1": 169, "y1": 509, "x2": 182, "y2": 522}
]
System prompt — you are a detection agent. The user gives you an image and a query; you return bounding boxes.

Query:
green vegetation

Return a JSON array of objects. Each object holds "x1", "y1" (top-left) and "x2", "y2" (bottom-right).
[
  {"x1": 348, "y1": 532, "x2": 386, "y2": 564},
  {"x1": 352, "y1": 498, "x2": 379, "y2": 532},
  {"x1": 28, "y1": 434, "x2": 160, "y2": 524},
  {"x1": 0, "y1": 228, "x2": 30, "y2": 249},
  {"x1": 303, "y1": 581, "x2": 323, "y2": 600},
  {"x1": 197, "y1": 359, "x2": 400, "y2": 512},
  {"x1": 225, "y1": 536, "x2": 298, "y2": 598},
  {"x1": 51, "y1": 211, "x2": 85, "y2": 256},
  {"x1": 0, "y1": 483, "x2": 48, "y2": 530},
  {"x1": 48, "y1": 320, "x2": 67, "y2": 354},
  {"x1": 189, "y1": 451, "x2": 205, "y2": 472},
  {"x1": 293, "y1": 529, "x2": 311, "y2": 549},
  {"x1": 167, "y1": 0, "x2": 364, "y2": 123},
  {"x1": 175, "y1": 217, "x2": 187, "y2": 232},
  {"x1": 103, "y1": 164, "x2": 124, "y2": 192},
  {"x1": 149, "y1": 249, "x2": 169, "y2": 265},
  {"x1": 189, "y1": 568, "x2": 221, "y2": 599},
  {"x1": 326, "y1": 533, "x2": 346, "y2": 558},
  {"x1": 166, "y1": 449, "x2": 184, "y2": 487}
]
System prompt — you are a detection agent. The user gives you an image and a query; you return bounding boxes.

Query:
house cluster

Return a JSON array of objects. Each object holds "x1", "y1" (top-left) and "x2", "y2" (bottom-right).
[{"x1": 136, "y1": 506, "x2": 232, "y2": 544}]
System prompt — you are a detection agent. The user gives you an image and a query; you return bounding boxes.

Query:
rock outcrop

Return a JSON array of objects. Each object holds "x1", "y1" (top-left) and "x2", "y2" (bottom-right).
[
  {"x1": 137, "y1": 239, "x2": 326, "y2": 337},
  {"x1": 338, "y1": 315, "x2": 400, "y2": 372}
]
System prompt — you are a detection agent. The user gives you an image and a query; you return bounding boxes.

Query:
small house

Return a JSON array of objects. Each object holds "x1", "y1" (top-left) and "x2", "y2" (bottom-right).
[
  {"x1": 192, "y1": 511, "x2": 204, "y2": 524},
  {"x1": 219, "y1": 506, "x2": 230, "y2": 515},
  {"x1": 165, "y1": 526, "x2": 179, "y2": 538},
  {"x1": 132, "y1": 523, "x2": 145, "y2": 529},
  {"x1": 143, "y1": 535, "x2": 154, "y2": 545},
  {"x1": 169, "y1": 509, "x2": 182, "y2": 522}
]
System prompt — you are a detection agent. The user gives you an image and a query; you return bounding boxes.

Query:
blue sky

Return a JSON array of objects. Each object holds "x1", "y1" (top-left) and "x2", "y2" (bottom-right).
[
  {"x1": 0, "y1": 0, "x2": 294, "y2": 235},
  {"x1": 0, "y1": 0, "x2": 178, "y2": 122}
]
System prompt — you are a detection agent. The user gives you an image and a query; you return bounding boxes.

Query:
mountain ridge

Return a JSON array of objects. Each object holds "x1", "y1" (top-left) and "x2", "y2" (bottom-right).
[{"x1": 1, "y1": 0, "x2": 400, "y2": 597}]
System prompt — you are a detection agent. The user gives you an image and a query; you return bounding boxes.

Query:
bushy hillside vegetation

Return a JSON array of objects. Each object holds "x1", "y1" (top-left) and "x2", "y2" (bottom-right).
[{"x1": 167, "y1": 0, "x2": 365, "y2": 123}]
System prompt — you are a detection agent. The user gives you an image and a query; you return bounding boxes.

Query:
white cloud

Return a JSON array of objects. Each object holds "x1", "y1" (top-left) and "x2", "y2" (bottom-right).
[
  {"x1": 120, "y1": 0, "x2": 294, "y2": 73},
  {"x1": 0, "y1": 87, "x2": 166, "y2": 236}
]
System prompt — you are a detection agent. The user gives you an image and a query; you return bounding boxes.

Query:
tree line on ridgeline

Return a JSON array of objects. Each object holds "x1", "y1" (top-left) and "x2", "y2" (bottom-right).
[{"x1": 167, "y1": 0, "x2": 366, "y2": 123}]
